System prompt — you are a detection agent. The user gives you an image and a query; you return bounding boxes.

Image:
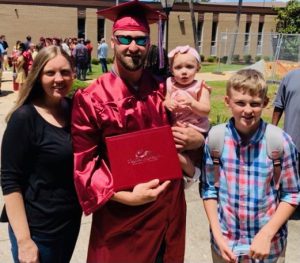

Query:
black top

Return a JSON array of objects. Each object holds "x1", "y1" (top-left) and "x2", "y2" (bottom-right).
[
  {"x1": 1, "y1": 102, "x2": 81, "y2": 235},
  {"x1": 0, "y1": 40, "x2": 8, "y2": 50}
]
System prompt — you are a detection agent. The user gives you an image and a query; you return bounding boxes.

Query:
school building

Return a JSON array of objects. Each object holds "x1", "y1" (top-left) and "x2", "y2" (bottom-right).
[{"x1": 0, "y1": 0, "x2": 285, "y2": 59}]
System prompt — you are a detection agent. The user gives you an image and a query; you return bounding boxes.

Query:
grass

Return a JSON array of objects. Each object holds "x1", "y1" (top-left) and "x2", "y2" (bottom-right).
[
  {"x1": 71, "y1": 63, "x2": 283, "y2": 127},
  {"x1": 69, "y1": 64, "x2": 108, "y2": 96},
  {"x1": 206, "y1": 81, "x2": 230, "y2": 125},
  {"x1": 84, "y1": 62, "x2": 244, "y2": 80},
  {"x1": 201, "y1": 63, "x2": 245, "y2": 73},
  {"x1": 207, "y1": 81, "x2": 283, "y2": 127},
  {"x1": 69, "y1": 79, "x2": 89, "y2": 97},
  {"x1": 85, "y1": 63, "x2": 113, "y2": 80}
]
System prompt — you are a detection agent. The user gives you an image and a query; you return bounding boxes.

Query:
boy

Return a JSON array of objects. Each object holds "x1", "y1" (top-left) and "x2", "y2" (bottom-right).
[{"x1": 201, "y1": 69, "x2": 300, "y2": 263}]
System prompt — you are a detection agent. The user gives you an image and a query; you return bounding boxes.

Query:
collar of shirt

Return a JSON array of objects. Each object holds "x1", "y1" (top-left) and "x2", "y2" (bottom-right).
[{"x1": 227, "y1": 118, "x2": 266, "y2": 146}]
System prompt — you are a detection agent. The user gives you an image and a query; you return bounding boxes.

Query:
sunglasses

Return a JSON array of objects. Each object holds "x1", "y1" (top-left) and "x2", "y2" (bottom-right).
[{"x1": 114, "y1": 35, "x2": 149, "y2": 47}]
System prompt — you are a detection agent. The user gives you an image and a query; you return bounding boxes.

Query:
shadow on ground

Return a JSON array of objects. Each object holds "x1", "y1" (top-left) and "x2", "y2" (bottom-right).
[
  {"x1": 290, "y1": 206, "x2": 300, "y2": 220},
  {"x1": 0, "y1": 90, "x2": 14, "y2": 97}
]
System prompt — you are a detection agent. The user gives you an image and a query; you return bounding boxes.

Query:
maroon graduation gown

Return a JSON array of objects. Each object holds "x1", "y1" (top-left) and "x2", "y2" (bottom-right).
[{"x1": 71, "y1": 71, "x2": 186, "y2": 263}]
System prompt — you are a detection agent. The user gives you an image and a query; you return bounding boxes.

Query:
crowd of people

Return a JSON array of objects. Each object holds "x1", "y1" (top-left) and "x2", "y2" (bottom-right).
[
  {"x1": 0, "y1": 35, "x2": 98, "y2": 91},
  {"x1": 0, "y1": 1, "x2": 299, "y2": 263}
]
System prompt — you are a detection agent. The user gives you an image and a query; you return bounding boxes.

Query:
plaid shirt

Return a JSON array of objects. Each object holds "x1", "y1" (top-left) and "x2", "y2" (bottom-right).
[{"x1": 201, "y1": 119, "x2": 300, "y2": 262}]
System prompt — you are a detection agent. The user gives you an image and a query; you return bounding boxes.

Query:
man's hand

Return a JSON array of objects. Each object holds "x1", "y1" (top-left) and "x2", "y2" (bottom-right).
[
  {"x1": 172, "y1": 122, "x2": 204, "y2": 151},
  {"x1": 111, "y1": 179, "x2": 170, "y2": 206}
]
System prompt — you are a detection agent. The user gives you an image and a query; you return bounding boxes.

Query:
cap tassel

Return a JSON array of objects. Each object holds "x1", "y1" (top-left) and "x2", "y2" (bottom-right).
[{"x1": 158, "y1": 15, "x2": 165, "y2": 69}]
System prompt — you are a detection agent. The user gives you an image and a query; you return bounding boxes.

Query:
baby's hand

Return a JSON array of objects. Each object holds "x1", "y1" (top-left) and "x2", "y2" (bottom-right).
[
  {"x1": 165, "y1": 99, "x2": 179, "y2": 112},
  {"x1": 175, "y1": 94, "x2": 193, "y2": 108}
]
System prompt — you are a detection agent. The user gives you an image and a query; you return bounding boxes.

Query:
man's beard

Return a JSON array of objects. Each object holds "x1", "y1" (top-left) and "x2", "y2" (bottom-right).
[{"x1": 115, "y1": 50, "x2": 146, "y2": 72}]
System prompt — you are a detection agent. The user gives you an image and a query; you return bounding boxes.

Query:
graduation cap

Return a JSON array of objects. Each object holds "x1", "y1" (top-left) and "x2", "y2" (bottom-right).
[{"x1": 97, "y1": 0, "x2": 166, "y2": 33}]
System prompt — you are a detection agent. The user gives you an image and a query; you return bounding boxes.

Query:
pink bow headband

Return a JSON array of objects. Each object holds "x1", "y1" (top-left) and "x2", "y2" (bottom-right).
[{"x1": 168, "y1": 45, "x2": 200, "y2": 63}]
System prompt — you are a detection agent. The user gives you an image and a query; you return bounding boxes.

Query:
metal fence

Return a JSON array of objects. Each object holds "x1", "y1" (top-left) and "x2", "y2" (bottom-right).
[{"x1": 215, "y1": 33, "x2": 300, "y2": 82}]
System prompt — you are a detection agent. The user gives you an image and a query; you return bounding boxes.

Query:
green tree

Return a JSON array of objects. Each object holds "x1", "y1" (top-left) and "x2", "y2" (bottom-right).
[
  {"x1": 276, "y1": 0, "x2": 300, "y2": 33},
  {"x1": 276, "y1": 0, "x2": 300, "y2": 62}
]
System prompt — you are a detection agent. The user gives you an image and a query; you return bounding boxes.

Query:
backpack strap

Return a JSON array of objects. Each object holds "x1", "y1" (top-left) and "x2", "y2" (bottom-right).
[
  {"x1": 208, "y1": 123, "x2": 284, "y2": 190},
  {"x1": 207, "y1": 123, "x2": 227, "y2": 187},
  {"x1": 265, "y1": 124, "x2": 284, "y2": 190}
]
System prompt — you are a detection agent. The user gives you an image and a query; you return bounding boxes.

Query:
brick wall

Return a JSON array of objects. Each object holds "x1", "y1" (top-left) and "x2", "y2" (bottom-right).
[
  {"x1": 0, "y1": 4, "x2": 77, "y2": 53},
  {"x1": 0, "y1": 3, "x2": 278, "y2": 61}
]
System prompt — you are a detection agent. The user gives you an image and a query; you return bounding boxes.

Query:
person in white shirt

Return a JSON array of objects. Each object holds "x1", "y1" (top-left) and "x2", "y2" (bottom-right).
[{"x1": 97, "y1": 38, "x2": 108, "y2": 73}]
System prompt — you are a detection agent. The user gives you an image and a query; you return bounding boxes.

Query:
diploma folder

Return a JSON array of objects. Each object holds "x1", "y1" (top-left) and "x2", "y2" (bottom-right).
[{"x1": 105, "y1": 125, "x2": 182, "y2": 191}]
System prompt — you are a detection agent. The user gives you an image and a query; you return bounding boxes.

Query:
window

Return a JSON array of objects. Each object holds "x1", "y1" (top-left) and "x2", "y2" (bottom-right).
[
  {"x1": 211, "y1": 21, "x2": 218, "y2": 56},
  {"x1": 244, "y1": 22, "x2": 251, "y2": 46},
  {"x1": 78, "y1": 18, "x2": 85, "y2": 39},
  {"x1": 257, "y1": 22, "x2": 264, "y2": 45},
  {"x1": 257, "y1": 22, "x2": 264, "y2": 55},
  {"x1": 77, "y1": 8, "x2": 86, "y2": 39},
  {"x1": 197, "y1": 21, "x2": 203, "y2": 47},
  {"x1": 211, "y1": 21, "x2": 218, "y2": 45},
  {"x1": 98, "y1": 18, "x2": 105, "y2": 41}
]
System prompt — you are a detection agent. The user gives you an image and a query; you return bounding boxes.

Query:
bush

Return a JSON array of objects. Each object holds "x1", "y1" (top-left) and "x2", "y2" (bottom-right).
[
  {"x1": 68, "y1": 79, "x2": 89, "y2": 98},
  {"x1": 91, "y1": 58, "x2": 99, "y2": 65},
  {"x1": 92, "y1": 57, "x2": 114, "y2": 64},
  {"x1": 220, "y1": 56, "x2": 228, "y2": 64},
  {"x1": 207, "y1": 56, "x2": 216, "y2": 63},
  {"x1": 107, "y1": 57, "x2": 114, "y2": 64},
  {"x1": 263, "y1": 56, "x2": 271, "y2": 62},
  {"x1": 255, "y1": 55, "x2": 262, "y2": 62},
  {"x1": 200, "y1": 54, "x2": 205, "y2": 62},
  {"x1": 211, "y1": 115, "x2": 229, "y2": 126},
  {"x1": 232, "y1": 54, "x2": 240, "y2": 63},
  {"x1": 243, "y1": 54, "x2": 252, "y2": 64}
]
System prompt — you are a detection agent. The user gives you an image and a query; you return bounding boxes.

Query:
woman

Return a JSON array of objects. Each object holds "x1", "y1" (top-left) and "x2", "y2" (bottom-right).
[
  {"x1": 11, "y1": 40, "x2": 22, "y2": 91},
  {"x1": 0, "y1": 46, "x2": 82, "y2": 263},
  {"x1": 15, "y1": 43, "x2": 27, "y2": 90}
]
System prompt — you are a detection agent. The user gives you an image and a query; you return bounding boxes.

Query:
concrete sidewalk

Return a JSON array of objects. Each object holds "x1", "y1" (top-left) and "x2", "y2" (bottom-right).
[{"x1": 0, "y1": 71, "x2": 299, "y2": 262}]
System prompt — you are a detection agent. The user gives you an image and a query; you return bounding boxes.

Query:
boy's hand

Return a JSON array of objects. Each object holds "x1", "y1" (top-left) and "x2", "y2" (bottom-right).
[
  {"x1": 249, "y1": 229, "x2": 272, "y2": 261},
  {"x1": 215, "y1": 237, "x2": 236, "y2": 263}
]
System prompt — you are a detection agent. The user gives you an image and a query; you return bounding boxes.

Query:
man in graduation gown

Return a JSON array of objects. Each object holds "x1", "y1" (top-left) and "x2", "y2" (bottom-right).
[{"x1": 71, "y1": 1, "x2": 202, "y2": 262}]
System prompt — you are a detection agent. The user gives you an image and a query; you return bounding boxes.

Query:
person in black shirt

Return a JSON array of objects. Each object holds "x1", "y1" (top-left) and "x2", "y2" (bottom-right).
[
  {"x1": 0, "y1": 35, "x2": 9, "y2": 71},
  {"x1": 1, "y1": 45, "x2": 82, "y2": 263}
]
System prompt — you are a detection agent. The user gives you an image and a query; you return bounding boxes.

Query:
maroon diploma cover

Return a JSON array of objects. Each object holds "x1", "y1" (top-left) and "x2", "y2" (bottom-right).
[{"x1": 105, "y1": 125, "x2": 182, "y2": 191}]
